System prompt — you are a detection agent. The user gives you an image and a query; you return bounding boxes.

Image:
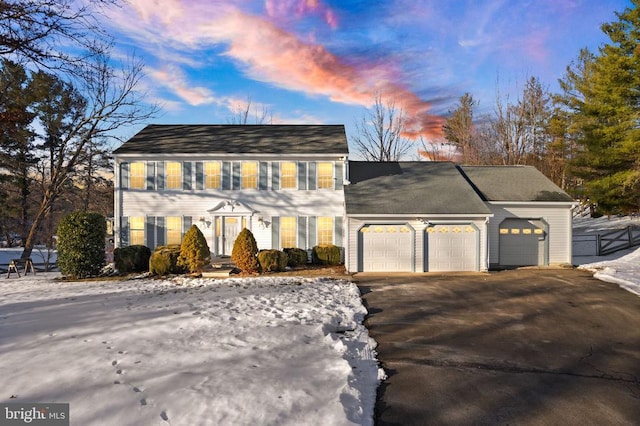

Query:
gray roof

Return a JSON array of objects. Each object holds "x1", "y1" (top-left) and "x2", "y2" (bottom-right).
[
  {"x1": 113, "y1": 124, "x2": 349, "y2": 155},
  {"x1": 345, "y1": 162, "x2": 491, "y2": 215},
  {"x1": 459, "y1": 166, "x2": 575, "y2": 202}
]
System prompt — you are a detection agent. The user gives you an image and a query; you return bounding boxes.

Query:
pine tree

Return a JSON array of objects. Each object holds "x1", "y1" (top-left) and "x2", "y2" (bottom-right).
[
  {"x1": 231, "y1": 228, "x2": 259, "y2": 274},
  {"x1": 558, "y1": 1, "x2": 640, "y2": 213}
]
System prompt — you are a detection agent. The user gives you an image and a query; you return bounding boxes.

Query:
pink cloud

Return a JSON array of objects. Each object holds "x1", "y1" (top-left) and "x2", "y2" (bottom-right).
[
  {"x1": 265, "y1": 0, "x2": 338, "y2": 29},
  {"x1": 148, "y1": 65, "x2": 216, "y2": 106}
]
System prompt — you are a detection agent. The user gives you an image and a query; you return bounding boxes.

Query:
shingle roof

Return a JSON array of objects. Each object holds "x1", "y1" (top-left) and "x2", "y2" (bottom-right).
[
  {"x1": 345, "y1": 162, "x2": 492, "y2": 215},
  {"x1": 459, "y1": 166, "x2": 575, "y2": 202},
  {"x1": 113, "y1": 124, "x2": 349, "y2": 155}
]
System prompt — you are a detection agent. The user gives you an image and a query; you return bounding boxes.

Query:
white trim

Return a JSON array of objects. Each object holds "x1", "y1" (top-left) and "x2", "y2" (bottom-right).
[
  {"x1": 113, "y1": 153, "x2": 348, "y2": 160},
  {"x1": 488, "y1": 201, "x2": 577, "y2": 207},
  {"x1": 347, "y1": 213, "x2": 493, "y2": 218}
]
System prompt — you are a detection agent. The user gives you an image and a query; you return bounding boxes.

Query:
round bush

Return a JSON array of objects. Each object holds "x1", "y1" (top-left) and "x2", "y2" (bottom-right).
[
  {"x1": 114, "y1": 245, "x2": 151, "y2": 274},
  {"x1": 312, "y1": 244, "x2": 341, "y2": 265},
  {"x1": 231, "y1": 228, "x2": 259, "y2": 274},
  {"x1": 57, "y1": 212, "x2": 106, "y2": 278},
  {"x1": 258, "y1": 249, "x2": 288, "y2": 272},
  {"x1": 178, "y1": 225, "x2": 211, "y2": 273},
  {"x1": 283, "y1": 247, "x2": 308, "y2": 267},
  {"x1": 149, "y1": 245, "x2": 185, "y2": 276}
]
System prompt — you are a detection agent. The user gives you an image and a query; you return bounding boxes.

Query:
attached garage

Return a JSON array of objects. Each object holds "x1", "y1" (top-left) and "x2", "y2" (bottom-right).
[
  {"x1": 359, "y1": 224, "x2": 414, "y2": 272},
  {"x1": 426, "y1": 224, "x2": 479, "y2": 271},
  {"x1": 499, "y1": 218, "x2": 547, "y2": 266}
]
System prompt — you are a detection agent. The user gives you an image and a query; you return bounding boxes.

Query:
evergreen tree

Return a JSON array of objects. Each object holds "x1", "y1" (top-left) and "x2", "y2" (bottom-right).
[
  {"x1": 558, "y1": 1, "x2": 640, "y2": 213},
  {"x1": 178, "y1": 225, "x2": 211, "y2": 273}
]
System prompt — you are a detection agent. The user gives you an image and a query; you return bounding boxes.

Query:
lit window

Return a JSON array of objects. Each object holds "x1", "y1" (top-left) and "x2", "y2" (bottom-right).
[
  {"x1": 280, "y1": 162, "x2": 297, "y2": 189},
  {"x1": 317, "y1": 162, "x2": 333, "y2": 189},
  {"x1": 205, "y1": 161, "x2": 221, "y2": 189},
  {"x1": 166, "y1": 162, "x2": 182, "y2": 190},
  {"x1": 242, "y1": 162, "x2": 258, "y2": 189},
  {"x1": 166, "y1": 216, "x2": 182, "y2": 244},
  {"x1": 317, "y1": 217, "x2": 333, "y2": 245},
  {"x1": 129, "y1": 162, "x2": 145, "y2": 189},
  {"x1": 280, "y1": 217, "x2": 297, "y2": 249},
  {"x1": 129, "y1": 216, "x2": 145, "y2": 245}
]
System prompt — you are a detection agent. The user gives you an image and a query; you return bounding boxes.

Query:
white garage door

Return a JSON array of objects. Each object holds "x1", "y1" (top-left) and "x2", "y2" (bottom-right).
[
  {"x1": 426, "y1": 224, "x2": 478, "y2": 271},
  {"x1": 360, "y1": 224, "x2": 413, "y2": 272}
]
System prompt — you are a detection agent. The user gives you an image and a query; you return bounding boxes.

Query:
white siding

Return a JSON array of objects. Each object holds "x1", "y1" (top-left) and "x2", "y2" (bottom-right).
[{"x1": 486, "y1": 203, "x2": 573, "y2": 266}]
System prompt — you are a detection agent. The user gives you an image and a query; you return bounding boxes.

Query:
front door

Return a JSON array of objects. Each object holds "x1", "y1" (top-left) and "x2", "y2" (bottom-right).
[{"x1": 223, "y1": 217, "x2": 240, "y2": 255}]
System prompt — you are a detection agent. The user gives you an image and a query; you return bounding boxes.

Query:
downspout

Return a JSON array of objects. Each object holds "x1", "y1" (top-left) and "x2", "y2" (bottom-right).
[{"x1": 484, "y1": 216, "x2": 490, "y2": 271}]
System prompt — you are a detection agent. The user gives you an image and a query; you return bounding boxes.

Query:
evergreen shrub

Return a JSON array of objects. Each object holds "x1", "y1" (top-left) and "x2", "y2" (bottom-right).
[
  {"x1": 312, "y1": 244, "x2": 341, "y2": 265},
  {"x1": 283, "y1": 247, "x2": 308, "y2": 267},
  {"x1": 149, "y1": 245, "x2": 185, "y2": 275},
  {"x1": 257, "y1": 249, "x2": 288, "y2": 272},
  {"x1": 57, "y1": 211, "x2": 106, "y2": 278},
  {"x1": 231, "y1": 228, "x2": 259, "y2": 273},
  {"x1": 178, "y1": 225, "x2": 211, "y2": 273},
  {"x1": 114, "y1": 245, "x2": 151, "y2": 273}
]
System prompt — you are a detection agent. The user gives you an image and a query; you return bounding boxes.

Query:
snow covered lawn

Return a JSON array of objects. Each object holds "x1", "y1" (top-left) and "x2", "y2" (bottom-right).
[{"x1": 0, "y1": 274, "x2": 382, "y2": 425}]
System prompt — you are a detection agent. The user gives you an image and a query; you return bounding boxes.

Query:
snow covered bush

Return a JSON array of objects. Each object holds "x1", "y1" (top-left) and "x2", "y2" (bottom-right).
[
  {"x1": 312, "y1": 244, "x2": 341, "y2": 265},
  {"x1": 283, "y1": 247, "x2": 308, "y2": 266},
  {"x1": 114, "y1": 245, "x2": 151, "y2": 273},
  {"x1": 231, "y1": 228, "x2": 259, "y2": 274},
  {"x1": 149, "y1": 245, "x2": 185, "y2": 276},
  {"x1": 57, "y1": 212, "x2": 106, "y2": 278},
  {"x1": 178, "y1": 225, "x2": 211, "y2": 273},
  {"x1": 257, "y1": 249, "x2": 288, "y2": 272}
]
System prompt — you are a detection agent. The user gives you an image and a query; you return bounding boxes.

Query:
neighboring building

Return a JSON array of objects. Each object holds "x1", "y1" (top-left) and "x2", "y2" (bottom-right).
[
  {"x1": 113, "y1": 125, "x2": 576, "y2": 272},
  {"x1": 113, "y1": 125, "x2": 349, "y2": 257}
]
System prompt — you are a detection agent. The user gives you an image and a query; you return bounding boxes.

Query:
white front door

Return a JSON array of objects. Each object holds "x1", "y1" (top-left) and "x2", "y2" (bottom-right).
[{"x1": 223, "y1": 217, "x2": 240, "y2": 255}]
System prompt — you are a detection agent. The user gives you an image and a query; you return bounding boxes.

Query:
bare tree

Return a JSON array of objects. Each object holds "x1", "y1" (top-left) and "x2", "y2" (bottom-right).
[
  {"x1": 442, "y1": 93, "x2": 482, "y2": 163},
  {"x1": 0, "y1": 0, "x2": 117, "y2": 71},
  {"x1": 20, "y1": 55, "x2": 157, "y2": 259},
  {"x1": 352, "y1": 94, "x2": 412, "y2": 161},
  {"x1": 227, "y1": 97, "x2": 272, "y2": 124},
  {"x1": 417, "y1": 137, "x2": 459, "y2": 161}
]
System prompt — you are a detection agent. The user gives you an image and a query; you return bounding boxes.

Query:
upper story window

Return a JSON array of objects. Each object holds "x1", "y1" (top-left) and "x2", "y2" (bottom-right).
[
  {"x1": 317, "y1": 216, "x2": 333, "y2": 245},
  {"x1": 129, "y1": 162, "x2": 145, "y2": 189},
  {"x1": 205, "y1": 161, "x2": 221, "y2": 189},
  {"x1": 280, "y1": 162, "x2": 297, "y2": 189},
  {"x1": 166, "y1": 162, "x2": 182, "y2": 190},
  {"x1": 129, "y1": 216, "x2": 145, "y2": 245},
  {"x1": 242, "y1": 162, "x2": 258, "y2": 189},
  {"x1": 317, "y1": 162, "x2": 334, "y2": 189},
  {"x1": 166, "y1": 216, "x2": 181, "y2": 245}
]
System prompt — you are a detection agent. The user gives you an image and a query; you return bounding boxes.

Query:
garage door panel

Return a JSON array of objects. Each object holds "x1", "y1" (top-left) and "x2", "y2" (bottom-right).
[
  {"x1": 427, "y1": 225, "x2": 478, "y2": 272},
  {"x1": 360, "y1": 224, "x2": 413, "y2": 272},
  {"x1": 499, "y1": 219, "x2": 546, "y2": 266}
]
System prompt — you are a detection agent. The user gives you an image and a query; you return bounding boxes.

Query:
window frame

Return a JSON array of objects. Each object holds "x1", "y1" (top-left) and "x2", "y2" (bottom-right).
[
  {"x1": 165, "y1": 161, "x2": 182, "y2": 190},
  {"x1": 166, "y1": 216, "x2": 182, "y2": 245},
  {"x1": 317, "y1": 216, "x2": 334, "y2": 245},
  {"x1": 129, "y1": 216, "x2": 145, "y2": 246},
  {"x1": 129, "y1": 162, "x2": 145, "y2": 189},
  {"x1": 317, "y1": 162, "x2": 334, "y2": 189},
  {"x1": 241, "y1": 161, "x2": 258, "y2": 189},
  {"x1": 280, "y1": 161, "x2": 297, "y2": 189},
  {"x1": 205, "y1": 161, "x2": 221, "y2": 189},
  {"x1": 280, "y1": 216, "x2": 297, "y2": 249}
]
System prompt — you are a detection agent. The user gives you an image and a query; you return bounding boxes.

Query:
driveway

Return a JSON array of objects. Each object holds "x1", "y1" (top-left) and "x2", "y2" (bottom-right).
[{"x1": 355, "y1": 269, "x2": 640, "y2": 425}]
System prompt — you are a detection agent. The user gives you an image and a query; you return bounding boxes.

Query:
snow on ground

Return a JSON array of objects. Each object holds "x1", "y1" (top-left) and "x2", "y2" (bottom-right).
[
  {"x1": 0, "y1": 273, "x2": 382, "y2": 425},
  {"x1": 572, "y1": 215, "x2": 640, "y2": 297}
]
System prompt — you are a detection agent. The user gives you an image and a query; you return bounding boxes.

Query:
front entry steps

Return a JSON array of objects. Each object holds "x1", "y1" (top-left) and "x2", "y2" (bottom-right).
[{"x1": 202, "y1": 255, "x2": 236, "y2": 278}]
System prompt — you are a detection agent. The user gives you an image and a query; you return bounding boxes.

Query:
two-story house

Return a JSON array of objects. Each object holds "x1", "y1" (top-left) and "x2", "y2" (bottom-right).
[
  {"x1": 113, "y1": 125, "x2": 348, "y2": 257},
  {"x1": 113, "y1": 124, "x2": 576, "y2": 273}
]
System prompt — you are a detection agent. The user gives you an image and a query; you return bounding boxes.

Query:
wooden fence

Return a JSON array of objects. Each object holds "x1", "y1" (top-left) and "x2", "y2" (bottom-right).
[{"x1": 573, "y1": 225, "x2": 640, "y2": 256}]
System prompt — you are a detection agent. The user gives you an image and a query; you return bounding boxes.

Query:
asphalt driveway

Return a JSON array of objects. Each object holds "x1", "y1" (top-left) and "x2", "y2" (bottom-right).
[{"x1": 355, "y1": 268, "x2": 640, "y2": 425}]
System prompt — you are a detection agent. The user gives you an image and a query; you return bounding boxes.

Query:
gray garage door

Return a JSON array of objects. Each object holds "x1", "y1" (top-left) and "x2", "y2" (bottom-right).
[
  {"x1": 426, "y1": 224, "x2": 479, "y2": 271},
  {"x1": 499, "y1": 219, "x2": 547, "y2": 266},
  {"x1": 360, "y1": 224, "x2": 413, "y2": 272}
]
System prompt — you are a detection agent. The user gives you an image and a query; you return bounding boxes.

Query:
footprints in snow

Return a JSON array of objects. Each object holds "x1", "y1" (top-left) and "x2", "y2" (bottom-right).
[{"x1": 102, "y1": 340, "x2": 169, "y2": 422}]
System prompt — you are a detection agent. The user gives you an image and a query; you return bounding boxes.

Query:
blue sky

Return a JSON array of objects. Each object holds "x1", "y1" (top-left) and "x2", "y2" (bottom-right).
[{"x1": 102, "y1": 0, "x2": 631, "y2": 150}]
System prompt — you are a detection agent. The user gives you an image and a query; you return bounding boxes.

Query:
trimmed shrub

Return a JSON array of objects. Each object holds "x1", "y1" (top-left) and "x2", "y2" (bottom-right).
[
  {"x1": 149, "y1": 245, "x2": 185, "y2": 276},
  {"x1": 284, "y1": 247, "x2": 308, "y2": 267},
  {"x1": 178, "y1": 225, "x2": 211, "y2": 273},
  {"x1": 57, "y1": 212, "x2": 106, "y2": 278},
  {"x1": 258, "y1": 249, "x2": 288, "y2": 272},
  {"x1": 114, "y1": 245, "x2": 151, "y2": 274},
  {"x1": 231, "y1": 228, "x2": 259, "y2": 274},
  {"x1": 312, "y1": 244, "x2": 341, "y2": 265}
]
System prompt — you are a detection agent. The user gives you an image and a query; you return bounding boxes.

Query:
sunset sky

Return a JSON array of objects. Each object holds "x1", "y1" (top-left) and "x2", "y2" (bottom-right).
[{"x1": 102, "y1": 0, "x2": 631, "y2": 151}]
